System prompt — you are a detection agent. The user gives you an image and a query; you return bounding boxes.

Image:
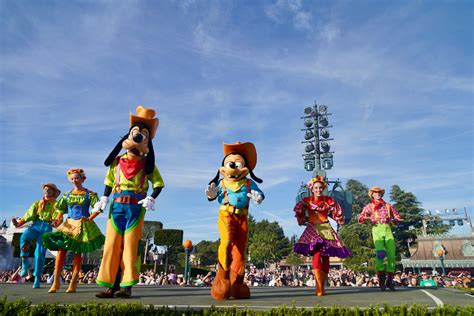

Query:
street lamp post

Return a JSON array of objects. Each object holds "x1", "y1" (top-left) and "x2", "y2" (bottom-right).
[
  {"x1": 183, "y1": 240, "x2": 193, "y2": 285},
  {"x1": 301, "y1": 102, "x2": 334, "y2": 176},
  {"x1": 437, "y1": 249, "x2": 446, "y2": 276}
]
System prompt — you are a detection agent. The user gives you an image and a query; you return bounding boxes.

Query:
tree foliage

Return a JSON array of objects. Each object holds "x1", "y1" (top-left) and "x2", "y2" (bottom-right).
[
  {"x1": 194, "y1": 240, "x2": 219, "y2": 267},
  {"x1": 389, "y1": 185, "x2": 450, "y2": 258},
  {"x1": 248, "y1": 218, "x2": 291, "y2": 267},
  {"x1": 337, "y1": 179, "x2": 375, "y2": 272}
]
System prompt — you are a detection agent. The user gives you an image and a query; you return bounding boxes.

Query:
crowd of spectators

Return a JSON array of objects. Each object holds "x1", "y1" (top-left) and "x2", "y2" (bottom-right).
[
  {"x1": 243, "y1": 265, "x2": 472, "y2": 289},
  {"x1": 0, "y1": 265, "x2": 471, "y2": 290}
]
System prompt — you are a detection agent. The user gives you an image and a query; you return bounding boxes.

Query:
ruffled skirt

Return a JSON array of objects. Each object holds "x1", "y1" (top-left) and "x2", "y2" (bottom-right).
[
  {"x1": 293, "y1": 222, "x2": 352, "y2": 258},
  {"x1": 43, "y1": 218, "x2": 105, "y2": 254}
]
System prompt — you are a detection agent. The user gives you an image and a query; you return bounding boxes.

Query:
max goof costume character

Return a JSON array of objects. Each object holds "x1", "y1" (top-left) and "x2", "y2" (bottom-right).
[
  {"x1": 205, "y1": 141, "x2": 264, "y2": 300},
  {"x1": 358, "y1": 186, "x2": 401, "y2": 291},
  {"x1": 12, "y1": 183, "x2": 61, "y2": 289},
  {"x1": 95, "y1": 106, "x2": 164, "y2": 299},
  {"x1": 43, "y1": 168, "x2": 105, "y2": 293},
  {"x1": 293, "y1": 176, "x2": 351, "y2": 296}
]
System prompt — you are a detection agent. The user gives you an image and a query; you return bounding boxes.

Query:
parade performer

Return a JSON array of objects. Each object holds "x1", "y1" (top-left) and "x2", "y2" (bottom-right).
[
  {"x1": 43, "y1": 168, "x2": 104, "y2": 293},
  {"x1": 358, "y1": 186, "x2": 402, "y2": 291},
  {"x1": 94, "y1": 106, "x2": 164, "y2": 298},
  {"x1": 12, "y1": 183, "x2": 61, "y2": 288},
  {"x1": 205, "y1": 141, "x2": 264, "y2": 300},
  {"x1": 293, "y1": 176, "x2": 351, "y2": 296}
]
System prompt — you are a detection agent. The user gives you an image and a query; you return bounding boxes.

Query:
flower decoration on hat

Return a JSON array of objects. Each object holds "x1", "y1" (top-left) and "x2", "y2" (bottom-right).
[
  {"x1": 67, "y1": 168, "x2": 86, "y2": 179},
  {"x1": 307, "y1": 175, "x2": 327, "y2": 190}
]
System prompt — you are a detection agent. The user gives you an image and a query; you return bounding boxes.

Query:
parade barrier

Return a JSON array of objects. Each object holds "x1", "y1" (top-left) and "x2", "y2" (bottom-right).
[{"x1": 1, "y1": 297, "x2": 473, "y2": 316}]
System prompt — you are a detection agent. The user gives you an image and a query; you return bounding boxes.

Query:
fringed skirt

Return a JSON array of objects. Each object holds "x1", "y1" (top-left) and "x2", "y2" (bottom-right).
[
  {"x1": 43, "y1": 218, "x2": 105, "y2": 254},
  {"x1": 293, "y1": 222, "x2": 352, "y2": 258}
]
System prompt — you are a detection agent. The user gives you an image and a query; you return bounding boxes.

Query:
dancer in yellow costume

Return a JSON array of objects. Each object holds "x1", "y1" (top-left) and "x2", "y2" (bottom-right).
[{"x1": 95, "y1": 106, "x2": 164, "y2": 298}]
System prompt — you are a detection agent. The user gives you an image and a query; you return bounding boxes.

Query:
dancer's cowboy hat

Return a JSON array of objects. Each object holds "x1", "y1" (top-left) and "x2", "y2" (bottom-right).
[
  {"x1": 130, "y1": 105, "x2": 159, "y2": 139},
  {"x1": 368, "y1": 186, "x2": 385, "y2": 198},
  {"x1": 223, "y1": 141, "x2": 257, "y2": 170},
  {"x1": 41, "y1": 183, "x2": 61, "y2": 198}
]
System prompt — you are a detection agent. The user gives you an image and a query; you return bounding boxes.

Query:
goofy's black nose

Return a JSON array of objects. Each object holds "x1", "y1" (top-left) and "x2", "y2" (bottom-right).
[{"x1": 133, "y1": 133, "x2": 143, "y2": 143}]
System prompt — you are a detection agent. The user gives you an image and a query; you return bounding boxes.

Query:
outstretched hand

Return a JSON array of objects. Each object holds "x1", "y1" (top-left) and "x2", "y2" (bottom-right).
[
  {"x1": 205, "y1": 183, "x2": 219, "y2": 199},
  {"x1": 247, "y1": 190, "x2": 263, "y2": 204}
]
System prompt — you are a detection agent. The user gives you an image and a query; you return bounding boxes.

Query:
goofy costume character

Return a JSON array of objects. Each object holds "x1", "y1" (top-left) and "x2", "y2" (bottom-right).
[
  {"x1": 95, "y1": 106, "x2": 164, "y2": 298},
  {"x1": 205, "y1": 141, "x2": 264, "y2": 300},
  {"x1": 12, "y1": 183, "x2": 61, "y2": 288},
  {"x1": 358, "y1": 186, "x2": 402, "y2": 291}
]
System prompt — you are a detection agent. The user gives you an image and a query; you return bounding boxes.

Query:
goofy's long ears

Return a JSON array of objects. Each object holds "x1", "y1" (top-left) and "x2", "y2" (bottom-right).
[
  {"x1": 209, "y1": 170, "x2": 220, "y2": 186},
  {"x1": 104, "y1": 134, "x2": 128, "y2": 167},
  {"x1": 144, "y1": 141, "x2": 155, "y2": 175}
]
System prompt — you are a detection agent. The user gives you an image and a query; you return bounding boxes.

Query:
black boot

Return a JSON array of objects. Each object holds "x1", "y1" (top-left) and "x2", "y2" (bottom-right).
[
  {"x1": 377, "y1": 272, "x2": 386, "y2": 291},
  {"x1": 386, "y1": 272, "x2": 396, "y2": 291}
]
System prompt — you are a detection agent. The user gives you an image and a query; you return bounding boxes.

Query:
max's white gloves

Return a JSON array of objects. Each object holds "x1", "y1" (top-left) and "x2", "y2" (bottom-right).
[
  {"x1": 247, "y1": 190, "x2": 263, "y2": 204},
  {"x1": 205, "y1": 183, "x2": 219, "y2": 199}
]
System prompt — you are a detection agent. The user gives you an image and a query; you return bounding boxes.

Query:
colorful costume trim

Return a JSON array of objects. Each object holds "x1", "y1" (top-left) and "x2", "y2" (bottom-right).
[
  {"x1": 43, "y1": 189, "x2": 104, "y2": 254},
  {"x1": 19, "y1": 197, "x2": 57, "y2": 279},
  {"x1": 359, "y1": 201, "x2": 400, "y2": 273},
  {"x1": 293, "y1": 196, "x2": 352, "y2": 259},
  {"x1": 97, "y1": 155, "x2": 164, "y2": 288},
  {"x1": 216, "y1": 179, "x2": 262, "y2": 272}
]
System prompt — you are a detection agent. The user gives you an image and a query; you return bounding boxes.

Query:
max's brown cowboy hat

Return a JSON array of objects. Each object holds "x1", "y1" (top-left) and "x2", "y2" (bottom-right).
[
  {"x1": 130, "y1": 105, "x2": 159, "y2": 139},
  {"x1": 41, "y1": 183, "x2": 61, "y2": 198},
  {"x1": 368, "y1": 186, "x2": 385, "y2": 198},
  {"x1": 223, "y1": 141, "x2": 257, "y2": 170}
]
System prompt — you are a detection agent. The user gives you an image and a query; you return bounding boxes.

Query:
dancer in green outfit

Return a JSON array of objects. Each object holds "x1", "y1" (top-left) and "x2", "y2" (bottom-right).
[
  {"x1": 43, "y1": 168, "x2": 105, "y2": 293},
  {"x1": 358, "y1": 186, "x2": 402, "y2": 291}
]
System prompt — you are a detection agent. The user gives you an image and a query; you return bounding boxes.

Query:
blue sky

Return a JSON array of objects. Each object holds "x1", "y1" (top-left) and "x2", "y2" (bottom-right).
[{"x1": 1, "y1": 0, "x2": 473, "y2": 243}]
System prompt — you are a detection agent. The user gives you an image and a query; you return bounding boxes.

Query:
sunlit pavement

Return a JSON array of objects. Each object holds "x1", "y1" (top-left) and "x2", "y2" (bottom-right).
[{"x1": 0, "y1": 284, "x2": 471, "y2": 310}]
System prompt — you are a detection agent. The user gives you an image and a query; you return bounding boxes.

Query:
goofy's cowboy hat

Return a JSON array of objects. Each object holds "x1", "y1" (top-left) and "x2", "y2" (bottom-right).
[
  {"x1": 368, "y1": 186, "x2": 385, "y2": 198},
  {"x1": 130, "y1": 105, "x2": 159, "y2": 139},
  {"x1": 223, "y1": 141, "x2": 257, "y2": 170},
  {"x1": 41, "y1": 183, "x2": 61, "y2": 198}
]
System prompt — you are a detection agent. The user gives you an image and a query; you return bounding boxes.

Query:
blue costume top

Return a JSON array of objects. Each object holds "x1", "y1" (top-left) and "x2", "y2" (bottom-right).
[{"x1": 216, "y1": 179, "x2": 263, "y2": 209}]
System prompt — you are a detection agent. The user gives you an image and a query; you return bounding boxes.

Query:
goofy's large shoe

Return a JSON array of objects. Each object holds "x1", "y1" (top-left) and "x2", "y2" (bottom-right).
[
  {"x1": 230, "y1": 269, "x2": 250, "y2": 299},
  {"x1": 314, "y1": 269, "x2": 327, "y2": 296},
  {"x1": 115, "y1": 287, "x2": 132, "y2": 298},
  {"x1": 211, "y1": 264, "x2": 231, "y2": 300}
]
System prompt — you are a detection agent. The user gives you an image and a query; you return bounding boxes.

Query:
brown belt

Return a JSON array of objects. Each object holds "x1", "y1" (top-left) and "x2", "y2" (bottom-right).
[{"x1": 114, "y1": 196, "x2": 141, "y2": 204}]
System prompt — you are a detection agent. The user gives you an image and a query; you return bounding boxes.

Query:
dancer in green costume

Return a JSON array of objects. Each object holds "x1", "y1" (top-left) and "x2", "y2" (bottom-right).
[
  {"x1": 358, "y1": 186, "x2": 402, "y2": 291},
  {"x1": 43, "y1": 168, "x2": 104, "y2": 293}
]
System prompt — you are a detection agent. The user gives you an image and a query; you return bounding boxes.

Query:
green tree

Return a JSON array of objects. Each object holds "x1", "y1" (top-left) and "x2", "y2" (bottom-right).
[
  {"x1": 194, "y1": 240, "x2": 219, "y2": 267},
  {"x1": 286, "y1": 252, "x2": 304, "y2": 279},
  {"x1": 248, "y1": 219, "x2": 291, "y2": 267},
  {"x1": 338, "y1": 179, "x2": 375, "y2": 272},
  {"x1": 389, "y1": 185, "x2": 450, "y2": 258}
]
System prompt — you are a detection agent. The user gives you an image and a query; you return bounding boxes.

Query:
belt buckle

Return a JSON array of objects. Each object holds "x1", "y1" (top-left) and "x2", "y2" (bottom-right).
[{"x1": 121, "y1": 196, "x2": 131, "y2": 204}]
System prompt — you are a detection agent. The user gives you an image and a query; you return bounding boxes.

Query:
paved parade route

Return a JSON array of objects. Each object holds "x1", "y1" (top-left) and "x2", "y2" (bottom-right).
[{"x1": 0, "y1": 284, "x2": 471, "y2": 310}]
